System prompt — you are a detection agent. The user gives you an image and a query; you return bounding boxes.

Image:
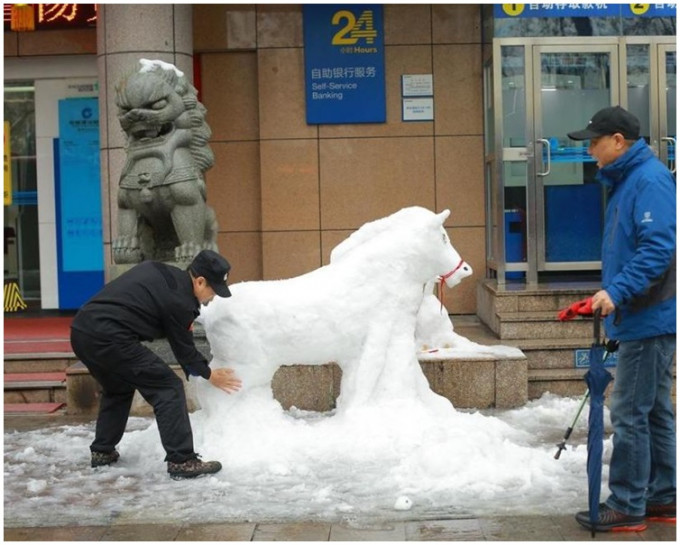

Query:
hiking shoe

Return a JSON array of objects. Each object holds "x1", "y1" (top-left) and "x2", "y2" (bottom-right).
[
  {"x1": 646, "y1": 502, "x2": 676, "y2": 522},
  {"x1": 91, "y1": 450, "x2": 120, "y2": 468},
  {"x1": 576, "y1": 503, "x2": 647, "y2": 532},
  {"x1": 167, "y1": 455, "x2": 222, "y2": 480}
]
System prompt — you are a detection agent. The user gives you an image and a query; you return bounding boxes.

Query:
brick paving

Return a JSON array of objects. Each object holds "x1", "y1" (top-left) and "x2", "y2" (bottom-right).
[{"x1": 4, "y1": 516, "x2": 676, "y2": 541}]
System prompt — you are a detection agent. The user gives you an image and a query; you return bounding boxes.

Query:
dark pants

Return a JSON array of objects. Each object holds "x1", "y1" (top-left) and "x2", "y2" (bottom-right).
[{"x1": 70, "y1": 328, "x2": 195, "y2": 463}]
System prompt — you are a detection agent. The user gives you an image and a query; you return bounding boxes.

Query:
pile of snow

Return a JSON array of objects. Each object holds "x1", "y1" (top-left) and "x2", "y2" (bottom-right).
[{"x1": 4, "y1": 394, "x2": 610, "y2": 527}]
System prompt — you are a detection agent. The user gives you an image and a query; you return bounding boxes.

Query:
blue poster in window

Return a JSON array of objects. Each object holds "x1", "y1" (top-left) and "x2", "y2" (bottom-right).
[
  {"x1": 303, "y1": 5, "x2": 386, "y2": 124},
  {"x1": 57, "y1": 98, "x2": 103, "y2": 273}
]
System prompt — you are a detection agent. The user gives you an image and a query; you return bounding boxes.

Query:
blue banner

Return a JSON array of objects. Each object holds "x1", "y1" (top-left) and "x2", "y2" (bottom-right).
[
  {"x1": 494, "y1": 3, "x2": 676, "y2": 18},
  {"x1": 58, "y1": 98, "x2": 103, "y2": 272},
  {"x1": 303, "y1": 4, "x2": 386, "y2": 124},
  {"x1": 56, "y1": 97, "x2": 104, "y2": 309}
]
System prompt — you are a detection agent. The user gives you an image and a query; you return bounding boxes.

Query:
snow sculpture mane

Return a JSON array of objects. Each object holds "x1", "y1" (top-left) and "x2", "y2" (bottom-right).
[{"x1": 198, "y1": 206, "x2": 472, "y2": 415}]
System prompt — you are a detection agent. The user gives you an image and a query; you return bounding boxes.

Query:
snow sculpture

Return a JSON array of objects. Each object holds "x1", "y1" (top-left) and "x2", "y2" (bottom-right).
[{"x1": 198, "y1": 206, "x2": 472, "y2": 415}]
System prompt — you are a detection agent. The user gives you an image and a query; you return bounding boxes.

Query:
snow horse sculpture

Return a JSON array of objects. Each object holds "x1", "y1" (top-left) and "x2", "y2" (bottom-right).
[{"x1": 198, "y1": 206, "x2": 472, "y2": 415}]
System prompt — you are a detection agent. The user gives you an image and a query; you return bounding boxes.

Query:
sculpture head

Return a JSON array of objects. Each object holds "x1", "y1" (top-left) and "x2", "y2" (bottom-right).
[
  {"x1": 431, "y1": 210, "x2": 473, "y2": 288},
  {"x1": 115, "y1": 59, "x2": 214, "y2": 172},
  {"x1": 331, "y1": 206, "x2": 472, "y2": 288}
]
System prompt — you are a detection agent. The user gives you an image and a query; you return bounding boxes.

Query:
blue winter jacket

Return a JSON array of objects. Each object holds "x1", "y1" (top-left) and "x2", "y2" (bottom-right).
[{"x1": 597, "y1": 138, "x2": 676, "y2": 341}]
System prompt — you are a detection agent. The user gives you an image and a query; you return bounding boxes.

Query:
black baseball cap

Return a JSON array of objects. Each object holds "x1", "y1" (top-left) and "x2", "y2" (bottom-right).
[
  {"x1": 190, "y1": 250, "x2": 231, "y2": 297},
  {"x1": 567, "y1": 106, "x2": 640, "y2": 141}
]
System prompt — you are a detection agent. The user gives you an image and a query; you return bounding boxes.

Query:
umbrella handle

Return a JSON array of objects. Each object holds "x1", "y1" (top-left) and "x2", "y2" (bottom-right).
[{"x1": 593, "y1": 308, "x2": 602, "y2": 344}]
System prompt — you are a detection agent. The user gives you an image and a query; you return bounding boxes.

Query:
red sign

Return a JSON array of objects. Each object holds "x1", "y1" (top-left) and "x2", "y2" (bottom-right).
[{"x1": 4, "y1": 4, "x2": 97, "y2": 31}]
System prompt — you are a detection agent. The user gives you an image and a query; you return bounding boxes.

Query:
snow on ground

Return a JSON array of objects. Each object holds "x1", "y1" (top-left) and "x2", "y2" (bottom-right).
[{"x1": 4, "y1": 393, "x2": 612, "y2": 528}]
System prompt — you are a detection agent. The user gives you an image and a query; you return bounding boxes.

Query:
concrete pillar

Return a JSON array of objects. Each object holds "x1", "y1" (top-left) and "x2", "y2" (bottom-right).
[{"x1": 96, "y1": 4, "x2": 193, "y2": 279}]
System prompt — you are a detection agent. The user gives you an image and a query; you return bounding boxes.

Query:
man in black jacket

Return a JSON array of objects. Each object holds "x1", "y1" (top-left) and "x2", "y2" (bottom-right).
[{"x1": 71, "y1": 249, "x2": 242, "y2": 479}]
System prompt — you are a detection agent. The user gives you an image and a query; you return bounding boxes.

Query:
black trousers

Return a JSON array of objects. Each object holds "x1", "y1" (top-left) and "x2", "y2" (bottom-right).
[{"x1": 70, "y1": 328, "x2": 195, "y2": 463}]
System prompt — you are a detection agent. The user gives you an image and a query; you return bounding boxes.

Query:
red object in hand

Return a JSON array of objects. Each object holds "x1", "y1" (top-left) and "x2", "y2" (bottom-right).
[{"x1": 557, "y1": 297, "x2": 594, "y2": 321}]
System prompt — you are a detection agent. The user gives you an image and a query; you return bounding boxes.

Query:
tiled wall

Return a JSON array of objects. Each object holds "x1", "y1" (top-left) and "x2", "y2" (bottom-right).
[{"x1": 195, "y1": 4, "x2": 485, "y2": 314}]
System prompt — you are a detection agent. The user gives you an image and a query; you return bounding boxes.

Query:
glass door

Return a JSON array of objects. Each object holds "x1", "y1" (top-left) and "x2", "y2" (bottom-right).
[
  {"x1": 658, "y1": 44, "x2": 676, "y2": 176},
  {"x1": 532, "y1": 45, "x2": 618, "y2": 273}
]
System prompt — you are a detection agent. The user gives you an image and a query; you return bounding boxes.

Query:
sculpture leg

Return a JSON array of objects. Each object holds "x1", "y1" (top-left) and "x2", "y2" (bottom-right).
[
  {"x1": 113, "y1": 189, "x2": 142, "y2": 264},
  {"x1": 203, "y1": 205, "x2": 219, "y2": 252},
  {"x1": 169, "y1": 182, "x2": 207, "y2": 263}
]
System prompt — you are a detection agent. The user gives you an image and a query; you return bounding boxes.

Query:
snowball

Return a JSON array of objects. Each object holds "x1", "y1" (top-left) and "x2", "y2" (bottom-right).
[
  {"x1": 26, "y1": 479, "x2": 47, "y2": 495},
  {"x1": 394, "y1": 495, "x2": 413, "y2": 511}
]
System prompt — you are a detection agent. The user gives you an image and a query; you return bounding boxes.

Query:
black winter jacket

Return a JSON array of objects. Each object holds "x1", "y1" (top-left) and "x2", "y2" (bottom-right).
[{"x1": 71, "y1": 261, "x2": 211, "y2": 379}]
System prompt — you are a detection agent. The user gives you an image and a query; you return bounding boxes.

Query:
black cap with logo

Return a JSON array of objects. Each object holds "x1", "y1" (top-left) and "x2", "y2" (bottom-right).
[
  {"x1": 190, "y1": 250, "x2": 231, "y2": 298},
  {"x1": 567, "y1": 106, "x2": 641, "y2": 141}
]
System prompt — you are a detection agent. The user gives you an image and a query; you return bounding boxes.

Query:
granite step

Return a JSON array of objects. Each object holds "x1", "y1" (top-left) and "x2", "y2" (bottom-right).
[
  {"x1": 4, "y1": 372, "x2": 67, "y2": 405},
  {"x1": 4, "y1": 402, "x2": 66, "y2": 415},
  {"x1": 4, "y1": 355, "x2": 78, "y2": 374},
  {"x1": 496, "y1": 312, "x2": 595, "y2": 340}
]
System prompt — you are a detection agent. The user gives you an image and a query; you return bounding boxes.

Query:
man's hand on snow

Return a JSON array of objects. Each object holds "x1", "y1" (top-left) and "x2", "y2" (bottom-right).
[{"x1": 209, "y1": 368, "x2": 242, "y2": 394}]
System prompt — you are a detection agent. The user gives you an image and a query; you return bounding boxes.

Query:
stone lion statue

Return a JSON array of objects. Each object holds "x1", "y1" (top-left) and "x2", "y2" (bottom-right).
[{"x1": 113, "y1": 59, "x2": 219, "y2": 264}]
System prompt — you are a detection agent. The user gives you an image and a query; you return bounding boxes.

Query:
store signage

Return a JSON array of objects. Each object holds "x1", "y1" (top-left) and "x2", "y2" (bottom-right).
[
  {"x1": 303, "y1": 4, "x2": 386, "y2": 124},
  {"x1": 3, "y1": 4, "x2": 97, "y2": 31},
  {"x1": 494, "y1": 3, "x2": 676, "y2": 18}
]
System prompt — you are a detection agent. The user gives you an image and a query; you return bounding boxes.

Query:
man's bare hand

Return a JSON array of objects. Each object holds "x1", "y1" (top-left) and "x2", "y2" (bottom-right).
[
  {"x1": 591, "y1": 289, "x2": 615, "y2": 316},
  {"x1": 209, "y1": 368, "x2": 242, "y2": 394}
]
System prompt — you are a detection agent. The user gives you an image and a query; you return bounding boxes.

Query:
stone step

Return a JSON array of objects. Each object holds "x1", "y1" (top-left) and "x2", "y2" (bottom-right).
[
  {"x1": 496, "y1": 312, "x2": 595, "y2": 340},
  {"x1": 5, "y1": 372, "x2": 67, "y2": 387},
  {"x1": 528, "y1": 368, "x2": 594, "y2": 399},
  {"x1": 502, "y1": 338, "x2": 603, "y2": 370},
  {"x1": 476, "y1": 279, "x2": 600, "y2": 338},
  {"x1": 4, "y1": 372, "x2": 67, "y2": 405},
  {"x1": 4, "y1": 402, "x2": 66, "y2": 415},
  {"x1": 4, "y1": 355, "x2": 78, "y2": 374}
]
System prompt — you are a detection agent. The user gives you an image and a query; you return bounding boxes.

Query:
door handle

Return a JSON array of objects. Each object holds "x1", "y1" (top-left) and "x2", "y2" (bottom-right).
[
  {"x1": 537, "y1": 139, "x2": 551, "y2": 177},
  {"x1": 661, "y1": 137, "x2": 676, "y2": 174}
]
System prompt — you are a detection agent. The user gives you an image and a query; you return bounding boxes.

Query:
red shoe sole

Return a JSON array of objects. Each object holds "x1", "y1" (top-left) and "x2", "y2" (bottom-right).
[
  {"x1": 647, "y1": 516, "x2": 676, "y2": 523},
  {"x1": 611, "y1": 523, "x2": 648, "y2": 532}
]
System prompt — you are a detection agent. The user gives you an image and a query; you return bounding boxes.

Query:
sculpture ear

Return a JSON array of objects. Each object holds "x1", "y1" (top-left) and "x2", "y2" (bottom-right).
[{"x1": 437, "y1": 209, "x2": 451, "y2": 225}]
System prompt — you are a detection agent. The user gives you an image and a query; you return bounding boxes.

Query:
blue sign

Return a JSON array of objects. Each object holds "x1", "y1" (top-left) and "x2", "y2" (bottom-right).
[
  {"x1": 574, "y1": 348, "x2": 618, "y2": 369},
  {"x1": 303, "y1": 5, "x2": 386, "y2": 124},
  {"x1": 494, "y1": 3, "x2": 676, "y2": 18},
  {"x1": 56, "y1": 97, "x2": 104, "y2": 309}
]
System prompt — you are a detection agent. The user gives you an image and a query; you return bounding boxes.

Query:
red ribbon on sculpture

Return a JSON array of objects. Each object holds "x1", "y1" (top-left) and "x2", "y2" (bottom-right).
[{"x1": 437, "y1": 259, "x2": 465, "y2": 313}]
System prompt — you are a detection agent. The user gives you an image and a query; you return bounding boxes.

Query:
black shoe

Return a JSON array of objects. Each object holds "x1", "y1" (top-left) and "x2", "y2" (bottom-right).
[
  {"x1": 91, "y1": 449, "x2": 120, "y2": 468},
  {"x1": 167, "y1": 455, "x2": 222, "y2": 480},
  {"x1": 575, "y1": 503, "x2": 647, "y2": 532},
  {"x1": 646, "y1": 502, "x2": 676, "y2": 522}
]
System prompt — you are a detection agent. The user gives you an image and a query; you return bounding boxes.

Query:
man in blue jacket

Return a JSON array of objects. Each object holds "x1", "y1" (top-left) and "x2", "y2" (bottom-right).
[{"x1": 567, "y1": 106, "x2": 676, "y2": 531}]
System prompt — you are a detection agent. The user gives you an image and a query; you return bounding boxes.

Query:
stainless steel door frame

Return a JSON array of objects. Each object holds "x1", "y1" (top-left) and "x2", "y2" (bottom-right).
[
  {"x1": 531, "y1": 43, "x2": 618, "y2": 273},
  {"x1": 623, "y1": 36, "x2": 676, "y2": 165},
  {"x1": 490, "y1": 37, "x2": 672, "y2": 285},
  {"x1": 656, "y1": 41, "x2": 676, "y2": 172}
]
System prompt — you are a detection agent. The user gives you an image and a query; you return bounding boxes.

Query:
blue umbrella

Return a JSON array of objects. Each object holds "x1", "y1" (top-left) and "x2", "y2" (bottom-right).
[{"x1": 583, "y1": 309, "x2": 614, "y2": 536}]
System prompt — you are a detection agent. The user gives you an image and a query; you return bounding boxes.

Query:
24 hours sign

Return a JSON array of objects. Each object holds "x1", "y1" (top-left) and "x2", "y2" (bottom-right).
[{"x1": 303, "y1": 5, "x2": 386, "y2": 124}]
